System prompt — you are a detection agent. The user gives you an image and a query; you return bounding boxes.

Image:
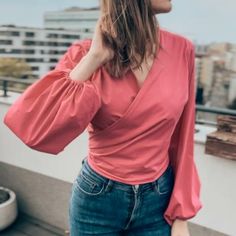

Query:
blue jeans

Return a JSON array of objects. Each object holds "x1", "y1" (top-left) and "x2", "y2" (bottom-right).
[{"x1": 69, "y1": 157, "x2": 174, "y2": 236}]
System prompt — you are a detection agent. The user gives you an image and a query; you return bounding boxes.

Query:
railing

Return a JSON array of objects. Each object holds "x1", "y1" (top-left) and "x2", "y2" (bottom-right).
[
  {"x1": 1, "y1": 77, "x2": 236, "y2": 127},
  {"x1": 195, "y1": 105, "x2": 236, "y2": 126},
  {"x1": 0, "y1": 77, "x2": 36, "y2": 97}
]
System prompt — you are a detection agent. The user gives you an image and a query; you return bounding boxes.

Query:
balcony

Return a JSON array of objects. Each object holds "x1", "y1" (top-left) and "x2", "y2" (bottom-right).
[{"x1": 0, "y1": 81, "x2": 236, "y2": 236}]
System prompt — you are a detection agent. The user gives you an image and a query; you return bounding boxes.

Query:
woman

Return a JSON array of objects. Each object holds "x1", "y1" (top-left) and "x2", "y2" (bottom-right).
[{"x1": 3, "y1": 0, "x2": 203, "y2": 235}]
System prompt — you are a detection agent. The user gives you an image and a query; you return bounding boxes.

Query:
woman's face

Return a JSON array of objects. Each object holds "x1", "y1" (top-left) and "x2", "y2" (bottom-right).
[{"x1": 150, "y1": 0, "x2": 172, "y2": 14}]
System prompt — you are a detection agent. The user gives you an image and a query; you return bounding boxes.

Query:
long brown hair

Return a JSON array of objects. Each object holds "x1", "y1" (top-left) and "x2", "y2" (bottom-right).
[{"x1": 99, "y1": 0, "x2": 162, "y2": 78}]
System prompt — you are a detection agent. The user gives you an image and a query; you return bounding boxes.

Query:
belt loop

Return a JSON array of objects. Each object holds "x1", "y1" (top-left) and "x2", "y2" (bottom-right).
[
  {"x1": 104, "y1": 179, "x2": 113, "y2": 193},
  {"x1": 151, "y1": 181, "x2": 157, "y2": 191}
]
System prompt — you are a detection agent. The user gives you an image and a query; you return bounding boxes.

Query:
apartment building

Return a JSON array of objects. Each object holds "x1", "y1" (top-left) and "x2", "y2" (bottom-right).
[
  {"x1": 44, "y1": 6, "x2": 100, "y2": 37},
  {"x1": 0, "y1": 24, "x2": 82, "y2": 78},
  {"x1": 0, "y1": 7, "x2": 100, "y2": 78}
]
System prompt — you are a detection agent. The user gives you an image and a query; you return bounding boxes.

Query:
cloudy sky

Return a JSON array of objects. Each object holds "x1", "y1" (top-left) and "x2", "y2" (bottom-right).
[{"x1": 0, "y1": 0, "x2": 234, "y2": 44}]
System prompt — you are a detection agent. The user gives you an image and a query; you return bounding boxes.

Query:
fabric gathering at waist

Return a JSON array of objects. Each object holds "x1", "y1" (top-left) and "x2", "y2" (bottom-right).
[{"x1": 79, "y1": 156, "x2": 173, "y2": 192}]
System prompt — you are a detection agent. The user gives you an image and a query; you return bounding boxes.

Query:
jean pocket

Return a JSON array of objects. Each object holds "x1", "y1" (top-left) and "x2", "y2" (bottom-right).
[
  {"x1": 156, "y1": 165, "x2": 174, "y2": 195},
  {"x1": 73, "y1": 170, "x2": 105, "y2": 196}
]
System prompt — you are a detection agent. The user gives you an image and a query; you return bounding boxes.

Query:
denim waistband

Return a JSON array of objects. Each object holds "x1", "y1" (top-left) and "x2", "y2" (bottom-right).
[{"x1": 79, "y1": 157, "x2": 173, "y2": 192}]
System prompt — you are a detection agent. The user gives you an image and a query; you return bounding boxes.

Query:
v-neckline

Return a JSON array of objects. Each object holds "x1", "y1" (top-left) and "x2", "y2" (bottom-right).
[
  {"x1": 90, "y1": 28, "x2": 165, "y2": 138},
  {"x1": 128, "y1": 27, "x2": 163, "y2": 94}
]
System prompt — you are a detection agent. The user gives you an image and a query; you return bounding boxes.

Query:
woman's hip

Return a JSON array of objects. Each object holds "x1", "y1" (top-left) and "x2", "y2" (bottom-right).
[{"x1": 68, "y1": 156, "x2": 174, "y2": 235}]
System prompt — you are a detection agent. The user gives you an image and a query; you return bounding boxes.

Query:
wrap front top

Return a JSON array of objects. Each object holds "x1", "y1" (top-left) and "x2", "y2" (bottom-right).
[{"x1": 3, "y1": 27, "x2": 203, "y2": 226}]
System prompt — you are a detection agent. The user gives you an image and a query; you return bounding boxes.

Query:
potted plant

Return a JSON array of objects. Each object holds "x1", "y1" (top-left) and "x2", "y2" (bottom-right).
[{"x1": 0, "y1": 186, "x2": 18, "y2": 231}]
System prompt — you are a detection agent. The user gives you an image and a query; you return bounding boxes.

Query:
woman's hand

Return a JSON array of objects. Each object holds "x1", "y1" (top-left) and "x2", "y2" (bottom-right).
[
  {"x1": 88, "y1": 15, "x2": 114, "y2": 65},
  {"x1": 69, "y1": 16, "x2": 114, "y2": 82},
  {"x1": 171, "y1": 219, "x2": 190, "y2": 236}
]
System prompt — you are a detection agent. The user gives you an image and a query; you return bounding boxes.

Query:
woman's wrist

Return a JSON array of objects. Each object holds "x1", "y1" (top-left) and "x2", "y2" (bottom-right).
[
  {"x1": 69, "y1": 52, "x2": 103, "y2": 82},
  {"x1": 172, "y1": 218, "x2": 190, "y2": 236},
  {"x1": 173, "y1": 218, "x2": 188, "y2": 224}
]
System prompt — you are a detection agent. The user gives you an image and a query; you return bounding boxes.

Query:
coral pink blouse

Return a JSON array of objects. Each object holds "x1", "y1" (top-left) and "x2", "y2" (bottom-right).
[{"x1": 3, "y1": 27, "x2": 203, "y2": 226}]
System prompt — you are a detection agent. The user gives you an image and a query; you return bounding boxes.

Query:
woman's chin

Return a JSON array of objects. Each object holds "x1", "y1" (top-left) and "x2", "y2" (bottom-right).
[{"x1": 153, "y1": 4, "x2": 172, "y2": 14}]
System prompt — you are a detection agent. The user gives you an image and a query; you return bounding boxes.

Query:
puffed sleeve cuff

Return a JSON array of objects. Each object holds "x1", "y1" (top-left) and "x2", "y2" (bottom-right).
[
  {"x1": 3, "y1": 42, "x2": 102, "y2": 155},
  {"x1": 163, "y1": 165, "x2": 203, "y2": 226}
]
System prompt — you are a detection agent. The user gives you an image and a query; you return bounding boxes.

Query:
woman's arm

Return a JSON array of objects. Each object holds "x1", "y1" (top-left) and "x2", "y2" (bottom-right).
[
  {"x1": 3, "y1": 42, "x2": 102, "y2": 154},
  {"x1": 3, "y1": 17, "x2": 114, "y2": 155},
  {"x1": 163, "y1": 40, "x2": 203, "y2": 228}
]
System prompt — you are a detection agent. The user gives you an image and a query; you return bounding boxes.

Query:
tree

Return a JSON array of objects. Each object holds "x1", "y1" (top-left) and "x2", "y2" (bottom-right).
[
  {"x1": 0, "y1": 57, "x2": 33, "y2": 91},
  {"x1": 0, "y1": 57, "x2": 32, "y2": 78}
]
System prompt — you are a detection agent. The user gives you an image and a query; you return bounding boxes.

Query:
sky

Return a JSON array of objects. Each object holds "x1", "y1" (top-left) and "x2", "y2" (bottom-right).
[{"x1": 0, "y1": 0, "x2": 234, "y2": 44}]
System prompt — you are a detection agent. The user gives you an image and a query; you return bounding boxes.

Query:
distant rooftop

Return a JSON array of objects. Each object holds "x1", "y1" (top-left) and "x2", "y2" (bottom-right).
[
  {"x1": 0, "y1": 24, "x2": 78, "y2": 31},
  {"x1": 63, "y1": 6, "x2": 99, "y2": 12}
]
